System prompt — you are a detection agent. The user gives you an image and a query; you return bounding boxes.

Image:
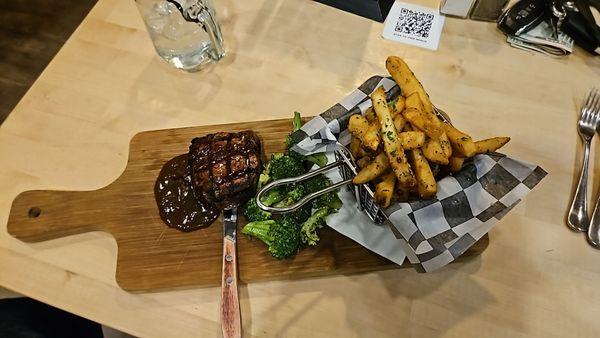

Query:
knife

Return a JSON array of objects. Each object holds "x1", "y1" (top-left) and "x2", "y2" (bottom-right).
[{"x1": 221, "y1": 207, "x2": 241, "y2": 338}]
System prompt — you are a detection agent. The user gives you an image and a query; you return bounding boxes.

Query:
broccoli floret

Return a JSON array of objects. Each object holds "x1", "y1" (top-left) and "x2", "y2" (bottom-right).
[
  {"x1": 242, "y1": 219, "x2": 300, "y2": 259},
  {"x1": 280, "y1": 204, "x2": 312, "y2": 225},
  {"x1": 260, "y1": 187, "x2": 286, "y2": 206},
  {"x1": 304, "y1": 175, "x2": 343, "y2": 211},
  {"x1": 313, "y1": 193, "x2": 343, "y2": 211},
  {"x1": 289, "y1": 149, "x2": 305, "y2": 162},
  {"x1": 243, "y1": 198, "x2": 271, "y2": 222},
  {"x1": 273, "y1": 184, "x2": 306, "y2": 208},
  {"x1": 304, "y1": 175, "x2": 330, "y2": 194},
  {"x1": 269, "y1": 154, "x2": 304, "y2": 181},
  {"x1": 272, "y1": 184, "x2": 312, "y2": 223},
  {"x1": 285, "y1": 112, "x2": 303, "y2": 149},
  {"x1": 258, "y1": 172, "x2": 270, "y2": 190},
  {"x1": 257, "y1": 153, "x2": 282, "y2": 190},
  {"x1": 271, "y1": 152, "x2": 284, "y2": 161},
  {"x1": 300, "y1": 207, "x2": 331, "y2": 246},
  {"x1": 305, "y1": 152, "x2": 328, "y2": 167}
]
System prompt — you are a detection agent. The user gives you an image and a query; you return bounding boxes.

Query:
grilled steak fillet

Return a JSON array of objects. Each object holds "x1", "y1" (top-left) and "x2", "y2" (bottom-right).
[{"x1": 189, "y1": 131, "x2": 262, "y2": 209}]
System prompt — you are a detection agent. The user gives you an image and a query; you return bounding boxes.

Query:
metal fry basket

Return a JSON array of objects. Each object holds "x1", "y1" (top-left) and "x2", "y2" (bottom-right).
[
  {"x1": 334, "y1": 145, "x2": 387, "y2": 224},
  {"x1": 255, "y1": 144, "x2": 387, "y2": 224}
]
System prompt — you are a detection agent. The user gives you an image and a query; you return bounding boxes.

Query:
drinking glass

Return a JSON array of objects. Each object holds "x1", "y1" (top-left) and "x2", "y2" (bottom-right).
[{"x1": 136, "y1": 0, "x2": 225, "y2": 71}]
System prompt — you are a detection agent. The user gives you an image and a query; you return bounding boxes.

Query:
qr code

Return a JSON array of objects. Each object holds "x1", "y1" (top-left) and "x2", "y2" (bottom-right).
[{"x1": 395, "y1": 8, "x2": 434, "y2": 38}]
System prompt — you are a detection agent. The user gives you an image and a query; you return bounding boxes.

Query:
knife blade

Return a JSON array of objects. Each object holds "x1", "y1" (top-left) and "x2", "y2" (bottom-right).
[{"x1": 221, "y1": 207, "x2": 241, "y2": 338}]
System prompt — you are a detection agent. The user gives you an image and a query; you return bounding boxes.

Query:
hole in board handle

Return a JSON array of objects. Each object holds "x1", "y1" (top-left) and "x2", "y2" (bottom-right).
[{"x1": 28, "y1": 207, "x2": 41, "y2": 218}]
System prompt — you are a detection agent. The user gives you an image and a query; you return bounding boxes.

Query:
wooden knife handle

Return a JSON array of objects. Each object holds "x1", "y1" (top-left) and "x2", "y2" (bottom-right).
[{"x1": 221, "y1": 236, "x2": 241, "y2": 338}]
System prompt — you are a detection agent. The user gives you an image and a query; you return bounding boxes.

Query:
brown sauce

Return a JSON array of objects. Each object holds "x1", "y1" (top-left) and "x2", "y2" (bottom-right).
[{"x1": 154, "y1": 154, "x2": 218, "y2": 232}]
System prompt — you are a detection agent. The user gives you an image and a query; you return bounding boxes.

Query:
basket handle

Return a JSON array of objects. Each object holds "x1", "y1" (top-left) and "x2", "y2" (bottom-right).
[{"x1": 255, "y1": 159, "x2": 353, "y2": 214}]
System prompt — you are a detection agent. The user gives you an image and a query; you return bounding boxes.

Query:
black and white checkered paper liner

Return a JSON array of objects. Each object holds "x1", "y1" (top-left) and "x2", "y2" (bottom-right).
[{"x1": 289, "y1": 76, "x2": 547, "y2": 272}]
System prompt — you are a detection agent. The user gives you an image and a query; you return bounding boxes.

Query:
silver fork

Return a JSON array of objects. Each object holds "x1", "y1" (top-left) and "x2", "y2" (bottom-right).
[
  {"x1": 588, "y1": 91, "x2": 600, "y2": 247},
  {"x1": 568, "y1": 88, "x2": 600, "y2": 232}
]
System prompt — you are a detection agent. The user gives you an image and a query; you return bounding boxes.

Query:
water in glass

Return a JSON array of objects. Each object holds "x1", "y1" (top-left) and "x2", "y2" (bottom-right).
[{"x1": 136, "y1": 0, "x2": 224, "y2": 71}]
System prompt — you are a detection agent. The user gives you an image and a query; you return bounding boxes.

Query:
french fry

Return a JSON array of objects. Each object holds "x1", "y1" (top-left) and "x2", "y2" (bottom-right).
[
  {"x1": 387, "y1": 56, "x2": 450, "y2": 155},
  {"x1": 375, "y1": 172, "x2": 396, "y2": 208},
  {"x1": 475, "y1": 137, "x2": 511, "y2": 154},
  {"x1": 439, "y1": 132, "x2": 452, "y2": 158},
  {"x1": 386, "y1": 56, "x2": 435, "y2": 116},
  {"x1": 395, "y1": 96, "x2": 405, "y2": 116},
  {"x1": 448, "y1": 156, "x2": 465, "y2": 172},
  {"x1": 423, "y1": 139, "x2": 449, "y2": 165},
  {"x1": 403, "y1": 93, "x2": 444, "y2": 139},
  {"x1": 398, "y1": 131, "x2": 425, "y2": 150},
  {"x1": 395, "y1": 185, "x2": 410, "y2": 202},
  {"x1": 389, "y1": 96, "x2": 406, "y2": 118},
  {"x1": 367, "y1": 121, "x2": 380, "y2": 146},
  {"x1": 353, "y1": 153, "x2": 390, "y2": 184},
  {"x1": 404, "y1": 91, "x2": 424, "y2": 111},
  {"x1": 442, "y1": 123, "x2": 476, "y2": 157},
  {"x1": 349, "y1": 114, "x2": 380, "y2": 151},
  {"x1": 349, "y1": 137, "x2": 362, "y2": 158},
  {"x1": 356, "y1": 156, "x2": 371, "y2": 169},
  {"x1": 409, "y1": 148, "x2": 437, "y2": 198},
  {"x1": 364, "y1": 107, "x2": 377, "y2": 123},
  {"x1": 393, "y1": 114, "x2": 406, "y2": 132},
  {"x1": 371, "y1": 87, "x2": 416, "y2": 188},
  {"x1": 349, "y1": 137, "x2": 368, "y2": 159}
]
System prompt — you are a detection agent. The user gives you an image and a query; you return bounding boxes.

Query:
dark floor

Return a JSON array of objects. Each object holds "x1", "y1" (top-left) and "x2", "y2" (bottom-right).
[
  {"x1": 0, "y1": 298, "x2": 104, "y2": 338},
  {"x1": 0, "y1": 0, "x2": 98, "y2": 124}
]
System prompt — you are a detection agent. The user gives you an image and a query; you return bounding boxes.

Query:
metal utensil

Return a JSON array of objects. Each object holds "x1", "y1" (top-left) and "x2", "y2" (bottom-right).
[
  {"x1": 256, "y1": 151, "x2": 354, "y2": 214},
  {"x1": 568, "y1": 88, "x2": 600, "y2": 232},
  {"x1": 221, "y1": 207, "x2": 241, "y2": 338},
  {"x1": 587, "y1": 92, "x2": 600, "y2": 247},
  {"x1": 255, "y1": 144, "x2": 389, "y2": 223}
]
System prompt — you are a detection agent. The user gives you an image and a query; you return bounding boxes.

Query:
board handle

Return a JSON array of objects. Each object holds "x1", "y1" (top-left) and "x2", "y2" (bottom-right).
[
  {"x1": 221, "y1": 236, "x2": 241, "y2": 338},
  {"x1": 7, "y1": 190, "x2": 110, "y2": 242}
]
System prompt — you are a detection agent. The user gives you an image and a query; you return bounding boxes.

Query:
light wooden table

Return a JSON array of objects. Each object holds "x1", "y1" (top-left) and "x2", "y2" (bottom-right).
[{"x1": 1, "y1": 0, "x2": 600, "y2": 336}]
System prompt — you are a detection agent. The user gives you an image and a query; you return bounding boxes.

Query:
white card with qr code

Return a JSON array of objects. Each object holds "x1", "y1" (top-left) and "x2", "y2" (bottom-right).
[{"x1": 382, "y1": 1, "x2": 445, "y2": 50}]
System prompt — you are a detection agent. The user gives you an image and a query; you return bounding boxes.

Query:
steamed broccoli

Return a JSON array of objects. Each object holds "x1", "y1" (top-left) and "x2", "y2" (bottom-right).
[
  {"x1": 289, "y1": 149, "x2": 305, "y2": 162},
  {"x1": 258, "y1": 153, "x2": 285, "y2": 189},
  {"x1": 259, "y1": 188, "x2": 286, "y2": 206},
  {"x1": 242, "y1": 218, "x2": 300, "y2": 259},
  {"x1": 313, "y1": 191, "x2": 343, "y2": 211},
  {"x1": 258, "y1": 172, "x2": 270, "y2": 190},
  {"x1": 269, "y1": 154, "x2": 304, "y2": 181},
  {"x1": 285, "y1": 111, "x2": 303, "y2": 149},
  {"x1": 243, "y1": 198, "x2": 271, "y2": 222},
  {"x1": 287, "y1": 184, "x2": 306, "y2": 201},
  {"x1": 305, "y1": 153, "x2": 328, "y2": 167},
  {"x1": 273, "y1": 184, "x2": 306, "y2": 208},
  {"x1": 304, "y1": 175, "x2": 330, "y2": 194},
  {"x1": 300, "y1": 207, "x2": 331, "y2": 246},
  {"x1": 281, "y1": 204, "x2": 312, "y2": 225},
  {"x1": 303, "y1": 175, "x2": 343, "y2": 211}
]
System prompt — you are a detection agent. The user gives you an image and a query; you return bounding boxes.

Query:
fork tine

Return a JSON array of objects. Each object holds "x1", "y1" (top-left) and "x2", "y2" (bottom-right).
[
  {"x1": 589, "y1": 89, "x2": 600, "y2": 117},
  {"x1": 592, "y1": 88, "x2": 600, "y2": 111},
  {"x1": 587, "y1": 89, "x2": 600, "y2": 128},
  {"x1": 582, "y1": 89, "x2": 595, "y2": 113},
  {"x1": 584, "y1": 89, "x2": 599, "y2": 116},
  {"x1": 581, "y1": 100, "x2": 592, "y2": 124},
  {"x1": 580, "y1": 90, "x2": 594, "y2": 121}
]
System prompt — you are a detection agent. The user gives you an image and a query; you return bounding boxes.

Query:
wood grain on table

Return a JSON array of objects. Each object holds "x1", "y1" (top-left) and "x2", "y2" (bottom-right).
[{"x1": 1, "y1": 0, "x2": 599, "y2": 337}]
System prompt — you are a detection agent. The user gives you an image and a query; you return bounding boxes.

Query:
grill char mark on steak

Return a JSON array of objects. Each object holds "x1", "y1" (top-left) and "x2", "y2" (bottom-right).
[{"x1": 189, "y1": 131, "x2": 262, "y2": 209}]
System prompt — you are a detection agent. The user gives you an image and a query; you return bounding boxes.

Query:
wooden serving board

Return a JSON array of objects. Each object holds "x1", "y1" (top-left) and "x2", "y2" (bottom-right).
[{"x1": 7, "y1": 119, "x2": 488, "y2": 292}]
